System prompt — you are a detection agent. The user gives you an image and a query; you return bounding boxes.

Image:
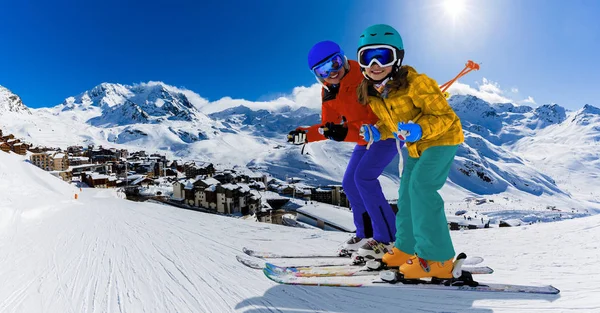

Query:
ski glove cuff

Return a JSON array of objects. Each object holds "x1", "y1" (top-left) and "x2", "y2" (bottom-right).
[
  {"x1": 360, "y1": 124, "x2": 381, "y2": 143},
  {"x1": 322, "y1": 122, "x2": 348, "y2": 142}
]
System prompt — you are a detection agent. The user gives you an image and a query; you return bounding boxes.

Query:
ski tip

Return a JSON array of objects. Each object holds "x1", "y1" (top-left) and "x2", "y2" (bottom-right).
[
  {"x1": 456, "y1": 252, "x2": 467, "y2": 260},
  {"x1": 242, "y1": 247, "x2": 254, "y2": 256},
  {"x1": 264, "y1": 262, "x2": 278, "y2": 271},
  {"x1": 236, "y1": 254, "x2": 265, "y2": 270},
  {"x1": 263, "y1": 267, "x2": 282, "y2": 283},
  {"x1": 549, "y1": 286, "x2": 561, "y2": 294}
]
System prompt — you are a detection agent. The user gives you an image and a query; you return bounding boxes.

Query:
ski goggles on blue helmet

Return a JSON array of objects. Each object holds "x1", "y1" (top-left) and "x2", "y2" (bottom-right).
[
  {"x1": 358, "y1": 45, "x2": 399, "y2": 68},
  {"x1": 312, "y1": 53, "x2": 345, "y2": 79}
]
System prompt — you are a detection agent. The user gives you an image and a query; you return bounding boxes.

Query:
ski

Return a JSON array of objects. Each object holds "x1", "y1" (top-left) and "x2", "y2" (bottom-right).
[
  {"x1": 264, "y1": 261, "x2": 494, "y2": 278},
  {"x1": 242, "y1": 247, "x2": 350, "y2": 259},
  {"x1": 242, "y1": 247, "x2": 485, "y2": 265},
  {"x1": 236, "y1": 253, "x2": 493, "y2": 277},
  {"x1": 236, "y1": 253, "x2": 349, "y2": 270},
  {"x1": 263, "y1": 267, "x2": 560, "y2": 294}
]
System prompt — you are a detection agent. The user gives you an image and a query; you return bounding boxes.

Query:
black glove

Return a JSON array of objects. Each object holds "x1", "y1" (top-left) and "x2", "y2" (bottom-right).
[
  {"x1": 322, "y1": 122, "x2": 348, "y2": 142},
  {"x1": 287, "y1": 129, "x2": 307, "y2": 145}
]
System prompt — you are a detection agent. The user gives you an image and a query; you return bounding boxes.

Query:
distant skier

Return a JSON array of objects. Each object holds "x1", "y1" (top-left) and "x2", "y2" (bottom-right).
[
  {"x1": 355, "y1": 24, "x2": 464, "y2": 279},
  {"x1": 287, "y1": 40, "x2": 400, "y2": 259}
]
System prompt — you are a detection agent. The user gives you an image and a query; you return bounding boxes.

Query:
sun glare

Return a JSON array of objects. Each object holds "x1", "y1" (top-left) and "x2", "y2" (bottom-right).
[{"x1": 444, "y1": 0, "x2": 466, "y2": 18}]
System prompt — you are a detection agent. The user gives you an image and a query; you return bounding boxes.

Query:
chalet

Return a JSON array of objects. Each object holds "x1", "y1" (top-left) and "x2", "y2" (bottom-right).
[
  {"x1": 0, "y1": 142, "x2": 10, "y2": 153},
  {"x1": 310, "y1": 187, "x2": 334, "y2": 204},
  {"x1": 127, "y1": 175, "x2": 154, "y2": 187},
  {"x1": 184, "y1": 179, "x2": 196, "y2": 206},
  {"x1": 248, "y1": 181, "x2": 266, "y2": 191},
  {"x1": 215, "y1": 183, "x2": 246, "y2": 215},
  {"x1": 89, "y1": 146, "x2": 119, "y2": 163},
  {"x1": 82, "y1": 172, "x2": 117, "y2": 188},
  {"x1": 1, "y1": 134, "x2": 15, "y2": 142},
  {"x1": 169, "y1": 160, "x2": 185, "y2": 173},
  {"x1": 67, "y1": 145, "x2": 84, "y2": 156},
  {"x1": 172, "y1": 180, "x2": 187, "y2": 201},
  {"x1": 255, "y1": 202, "x2": 286, "y2": 224},
  {"x1": 28, "y1": 146, "x2": 51, "y2": 153},
  {"x1": 194, "y1": 177, "x2": 220, "y2": 190},
  {"x1": 68, "y1": 156, "x2": 90, "y2": 166},
  {"x1": 184, "y1": 161, "x2": 215, "y2": 178},
  {"x1": 213, "y1": 170, "x2": 237, "y2": 184},
  {"x1": 11, "y1": 142, "x2": 28, "y2": 155}
]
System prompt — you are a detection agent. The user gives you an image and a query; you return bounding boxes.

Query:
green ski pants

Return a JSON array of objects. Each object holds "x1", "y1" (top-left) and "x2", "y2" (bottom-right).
[{"x1": 395, "y1": 145, "x2": 458, "y2": 261}]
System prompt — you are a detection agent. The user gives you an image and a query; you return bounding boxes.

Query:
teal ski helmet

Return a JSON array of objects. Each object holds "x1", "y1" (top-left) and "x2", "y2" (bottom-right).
[
  {"x1": 357, "y1": 24, "x2": 404, "y2": 51},
  {"x1": 357, "y1": 24, "x2": 405, "y2": 81}
]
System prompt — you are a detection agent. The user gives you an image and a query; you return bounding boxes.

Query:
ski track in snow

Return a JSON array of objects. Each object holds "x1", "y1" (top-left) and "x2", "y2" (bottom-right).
[
  {"x1": 0, "y1": 188, "x2": 599, "y2": 312},
  {"x1": 1, "y1": 154, "x2": 600, "y2": 312}
]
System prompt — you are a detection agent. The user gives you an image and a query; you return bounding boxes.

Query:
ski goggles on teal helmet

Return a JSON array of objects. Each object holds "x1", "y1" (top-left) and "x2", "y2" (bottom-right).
[
  {"x1": 357, "y1": 45, "x2": 399, "y2": 68},
  {"x1": 312, "y1": 53, "x2": 345, "y2": 79}
]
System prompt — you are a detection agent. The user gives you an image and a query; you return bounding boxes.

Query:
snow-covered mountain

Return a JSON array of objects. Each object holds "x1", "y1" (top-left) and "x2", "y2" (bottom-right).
[
  {"x1": 1, "y1": 82, "x2": 599, "y2": 213},
  {"x1": 0, "y1": 86, "x2": 31, "y2": 115},
  {"x1": 1, "y1": 147, "x2": 599, "y2": 312},
  {"x1": 209, "y1": 105, "x2": 321, "y2": 138}
]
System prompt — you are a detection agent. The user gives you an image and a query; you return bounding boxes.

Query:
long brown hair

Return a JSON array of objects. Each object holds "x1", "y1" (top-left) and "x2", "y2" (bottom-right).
[{"x1": 357, "y1": 66, "x2": 410, "y2": 105}]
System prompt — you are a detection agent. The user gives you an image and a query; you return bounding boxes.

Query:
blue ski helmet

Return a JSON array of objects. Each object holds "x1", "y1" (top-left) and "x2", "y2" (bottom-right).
[{"x1": 307, "y1": 40, "x2": 343, "y2": 70}]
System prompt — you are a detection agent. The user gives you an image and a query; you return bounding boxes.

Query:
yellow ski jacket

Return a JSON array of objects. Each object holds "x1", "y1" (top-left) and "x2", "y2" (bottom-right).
[{"x1": 368, "y1": 66, "x2": 464, "y2": 158}]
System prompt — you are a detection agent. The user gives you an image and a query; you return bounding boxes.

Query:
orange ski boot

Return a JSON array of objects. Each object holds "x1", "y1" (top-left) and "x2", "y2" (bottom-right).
[
  {"x1": 382, "y1": 247, "x2": 412, "y2": 268},
  {"x1": 399, "y1": 254, "x2": 454, "y2": 279}
]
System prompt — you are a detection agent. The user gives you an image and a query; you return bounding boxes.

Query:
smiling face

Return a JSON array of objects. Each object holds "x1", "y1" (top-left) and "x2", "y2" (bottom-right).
[
  {"x1": 322, "y1": 67, "x2": 346, "y2": 85},
  {"x1": 365, "y1": 63, "x2": 393, "y2": 81}
]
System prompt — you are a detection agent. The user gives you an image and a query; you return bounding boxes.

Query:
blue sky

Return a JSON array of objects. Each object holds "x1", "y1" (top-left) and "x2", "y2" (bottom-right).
[{"x1": 1, "y1": 0, "x2": 599, "y2": 110}]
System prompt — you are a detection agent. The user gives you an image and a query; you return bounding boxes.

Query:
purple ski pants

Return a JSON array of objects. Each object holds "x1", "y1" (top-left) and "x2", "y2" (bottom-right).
[{"x1": 342, "y1": 139, "x2": 398, "y2": 243}]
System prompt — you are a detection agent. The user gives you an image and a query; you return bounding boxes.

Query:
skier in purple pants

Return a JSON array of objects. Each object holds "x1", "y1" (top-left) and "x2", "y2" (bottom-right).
[{"x1": 343, "y1": 137, "x2": 399, "y2": 259}]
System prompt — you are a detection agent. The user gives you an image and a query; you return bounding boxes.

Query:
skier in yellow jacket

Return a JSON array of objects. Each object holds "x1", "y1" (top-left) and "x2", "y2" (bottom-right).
[{"x1": 355, "y1": 24, "x2": 464, "y2": 279}]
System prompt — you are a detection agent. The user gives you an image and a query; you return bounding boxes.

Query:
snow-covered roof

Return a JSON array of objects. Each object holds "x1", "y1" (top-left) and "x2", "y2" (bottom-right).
[
  {"x1": 250, "y1": 181, "x2": 265, "y2": 189},
  {"x1": 126, "y1": 174, "x2": 145, "y2": 181},
  {"x1": 53, "y1": 153, "x2": 65, "y2": 159},
  {"x1": 131, "y1": 176, "x2": 149, "y2": 186},
  {"x1": 238, "y1": 183, "x2": 251, "y2": 193},
  {"x1": 296, "y1": 203, "x2": 356, "y2": 232},
  {"x1": 259, "y1": 202, "x2": 273, "y2": 212},
  {"x1": 221, "y1": 183, "x2": 240, "y2": 191},
  {"x1": 202, "y1": 178, "x2": 220, "y2": 186},
  {"x1": 91, "y1": 173, "x2": 110, "y2": 180},
  {"x1": 68, "y1": 156, "x2": 89, "y2": 161},
  {"x1": 250, "y1": 190, "x2": 261, "y2": 200},
  {"x1": 205, "y1": 185, "x2": 216, "y2": 192}
]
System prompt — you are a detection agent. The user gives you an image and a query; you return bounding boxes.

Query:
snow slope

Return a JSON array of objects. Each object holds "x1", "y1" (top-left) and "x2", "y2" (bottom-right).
[{"x1": 1, "y1": 151, "x2": 599, "y2": 312}]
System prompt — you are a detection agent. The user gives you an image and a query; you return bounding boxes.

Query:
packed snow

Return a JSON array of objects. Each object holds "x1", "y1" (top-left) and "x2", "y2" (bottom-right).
[{"x1": 1, "y1": 150, "x2": 600, "y2": 312}]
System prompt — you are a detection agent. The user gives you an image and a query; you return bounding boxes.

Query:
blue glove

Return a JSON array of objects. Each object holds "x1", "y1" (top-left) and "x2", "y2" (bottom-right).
[
  {"x1": 360, "y1": 124, "x2": 380, "y2": 143},
  {"x1": 395, "y1": 122, "x2": 422, "y2": 142}
]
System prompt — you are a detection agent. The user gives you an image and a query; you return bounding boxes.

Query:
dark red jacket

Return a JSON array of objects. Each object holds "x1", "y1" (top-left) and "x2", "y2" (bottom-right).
[{"x1": 300, "y1": 60, "x2": 378, "y2": 146}]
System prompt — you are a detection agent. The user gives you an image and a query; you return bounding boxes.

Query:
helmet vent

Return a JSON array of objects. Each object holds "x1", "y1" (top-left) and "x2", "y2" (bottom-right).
[
  {"x1": 369, "y1": 33, "x2": 377, "y2": 36},
  {"x1": 384, "y1": 32, "x2": 394, "y2": 35},
  {"x1": 360, "y1": 34, "x2": 365, "y2": 38}
]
